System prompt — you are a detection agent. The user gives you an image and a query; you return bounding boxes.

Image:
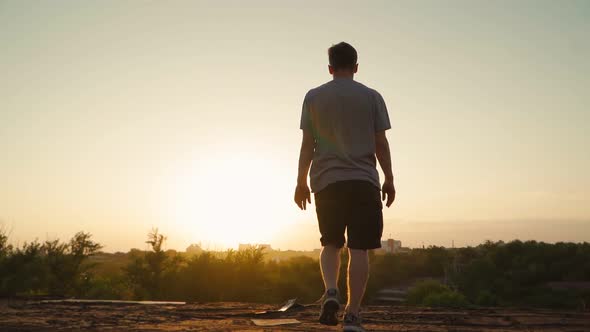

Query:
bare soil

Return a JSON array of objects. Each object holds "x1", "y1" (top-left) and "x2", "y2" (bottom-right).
[{"x1": 1, "y1": 300, "x2": 589, "y2": 331}]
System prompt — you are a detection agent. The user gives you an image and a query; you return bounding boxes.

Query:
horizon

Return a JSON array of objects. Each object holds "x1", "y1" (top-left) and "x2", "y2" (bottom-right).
[
  {"x1": 1, "y1": 1, "x2": 589, "y2": 252},
  {"x1": 3, "y1": 218, "x2": 589, "y2": 253}
]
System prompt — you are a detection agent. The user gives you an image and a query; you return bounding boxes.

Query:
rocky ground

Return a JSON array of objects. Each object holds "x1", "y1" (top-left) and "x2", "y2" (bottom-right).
[{"x1": 1, "y1": 299, "x2": 589, "y2": 331}]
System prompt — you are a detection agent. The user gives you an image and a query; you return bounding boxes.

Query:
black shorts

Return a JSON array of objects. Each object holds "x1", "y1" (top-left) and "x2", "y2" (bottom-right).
[{"x1": 314, "y1": 180, "x2": 383, "y2": 250}]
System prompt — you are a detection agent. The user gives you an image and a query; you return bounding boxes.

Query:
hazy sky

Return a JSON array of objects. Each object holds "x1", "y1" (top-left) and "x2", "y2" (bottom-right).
[{"x1": 1, "y1": 0, "x2": 589, "y2": 252}]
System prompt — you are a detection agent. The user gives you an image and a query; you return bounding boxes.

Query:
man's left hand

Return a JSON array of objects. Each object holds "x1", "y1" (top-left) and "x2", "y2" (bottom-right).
[{"x1": 382, "y1": 180, "x2": 396, "y2": 207}]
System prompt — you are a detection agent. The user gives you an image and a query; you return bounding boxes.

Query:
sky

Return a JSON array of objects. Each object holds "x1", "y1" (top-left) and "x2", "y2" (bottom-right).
[{"x1": 1, "y1": 0, "x2": 589, "y2": 252}]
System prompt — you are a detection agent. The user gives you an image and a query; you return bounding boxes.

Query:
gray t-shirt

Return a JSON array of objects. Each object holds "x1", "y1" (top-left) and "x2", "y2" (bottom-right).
[{"x1": 300, "y1": 78, "x2": 391, "y2": 193}]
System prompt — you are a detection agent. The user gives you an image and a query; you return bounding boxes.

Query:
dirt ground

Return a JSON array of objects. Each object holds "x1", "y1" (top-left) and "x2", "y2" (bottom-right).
[{"x1": 1, "y1": 300, "x2": 589, "y2": 331}]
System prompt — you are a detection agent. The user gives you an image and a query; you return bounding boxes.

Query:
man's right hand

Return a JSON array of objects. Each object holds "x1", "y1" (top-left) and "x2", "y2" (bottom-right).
[
  {"x1": 294, "y1": 184, "x2": 311, "y2": 210},
  {"x1": 382, "y1": 180, "x2": 396, "y2": 207}
]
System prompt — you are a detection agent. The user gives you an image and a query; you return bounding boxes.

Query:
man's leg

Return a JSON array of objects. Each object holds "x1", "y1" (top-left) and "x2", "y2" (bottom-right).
[
  {"x1": 318, "y1": 244, "x2": 342, "y2": 326},
  {"x1": 320, "y1": 245, "x2": 341, "y2": 291},
  {"x1": 346, "y1": 248, "x2": 369, "y2": 315},
  {"x1": 315, "y1": 182, "x2": 346, "y2": 326}
]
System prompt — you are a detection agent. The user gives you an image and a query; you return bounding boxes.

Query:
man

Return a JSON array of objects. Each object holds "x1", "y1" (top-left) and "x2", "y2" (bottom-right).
[{"x1": 294, "y1": 42, "x2": 395, "y2": 332}]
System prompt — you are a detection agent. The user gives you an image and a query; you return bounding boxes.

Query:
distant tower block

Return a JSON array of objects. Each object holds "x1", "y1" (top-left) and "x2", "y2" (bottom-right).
[{"x1": 380, "y1": 238, "x2": 402, "y2": 253}]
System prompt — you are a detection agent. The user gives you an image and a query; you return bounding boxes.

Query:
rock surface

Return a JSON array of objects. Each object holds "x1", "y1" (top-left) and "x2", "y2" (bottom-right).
[{"x1": 1, "y1": 300, "x2": 589, "y2": 331}]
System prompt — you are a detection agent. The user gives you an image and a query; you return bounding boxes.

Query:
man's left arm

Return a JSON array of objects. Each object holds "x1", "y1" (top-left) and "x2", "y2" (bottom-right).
[{"x1": 294, "y1": 130, "x2": 315, "y2": 210}]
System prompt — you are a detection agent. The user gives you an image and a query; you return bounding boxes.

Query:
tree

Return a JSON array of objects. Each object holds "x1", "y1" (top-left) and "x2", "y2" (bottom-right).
[
  {"x1": 125, "y1": 228, "x2": 179, "y2": 299},
  {"x1": 45, "y1": 232, "x2": 103, "y2": 296}
]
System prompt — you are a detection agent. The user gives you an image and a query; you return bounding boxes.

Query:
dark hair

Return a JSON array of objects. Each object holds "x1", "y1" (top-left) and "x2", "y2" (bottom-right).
[{"x1": 328, "y1": 42, "x2": 357, "y2": 71}]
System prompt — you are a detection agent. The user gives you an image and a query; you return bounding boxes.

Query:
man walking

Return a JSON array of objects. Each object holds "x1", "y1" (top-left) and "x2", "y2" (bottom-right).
[{"x1": 294, "y1": 42, "x2": 395, "y2": 332}]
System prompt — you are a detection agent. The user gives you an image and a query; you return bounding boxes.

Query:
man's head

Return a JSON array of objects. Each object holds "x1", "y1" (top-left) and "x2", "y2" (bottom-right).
[{"x1": 328, "y1": 42, "x2": 358, "y2": 76}]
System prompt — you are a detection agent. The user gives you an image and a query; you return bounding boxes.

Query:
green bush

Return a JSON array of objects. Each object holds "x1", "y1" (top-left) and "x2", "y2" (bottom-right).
[
  {"x1": 3, "y1": 226, "x2": 590, "y2": 310},
  {"x1": 407, "y1": 280, "x2": 469, "y2": 308},
  {"x1": 406, "y1": 280, "x2": 452, "y2": 305},
  {"x1": 475, "y1": 290, "x2": 498, "y2": 306},
  {"x1": 0, "y1": 231, "x2": 102, "y2": 297},
  {"x1": 83, "y1": 275, "x2": 132, "y2": 300},
  {"x1": 423, "y1": 290, "x2": 468, "y2": 308},
  {"x1": 522, "y1": 288, "x2": 583, "y2": 309}
]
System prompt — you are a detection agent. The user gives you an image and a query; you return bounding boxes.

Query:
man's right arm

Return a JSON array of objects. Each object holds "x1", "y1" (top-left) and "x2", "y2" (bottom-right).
[{"x1": 375, "y1": 131, "x2": 395, "y2": 207}]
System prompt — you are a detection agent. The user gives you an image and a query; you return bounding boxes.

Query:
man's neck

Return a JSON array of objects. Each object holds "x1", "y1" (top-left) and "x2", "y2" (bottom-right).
[{"x1": 332, "y1": 72, "x2": 354, "y2": 80}]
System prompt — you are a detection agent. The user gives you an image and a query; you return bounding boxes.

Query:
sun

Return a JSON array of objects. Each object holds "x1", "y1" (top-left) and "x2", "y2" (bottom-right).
[{"x1": 164, "y1": 152, "x2": 300, "y2": 249}]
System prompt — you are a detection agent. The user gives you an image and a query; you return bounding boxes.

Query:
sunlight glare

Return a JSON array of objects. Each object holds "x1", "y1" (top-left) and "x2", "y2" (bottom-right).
[{"x1": 165, "y1": 152, "x2": 300, "y2": 249}]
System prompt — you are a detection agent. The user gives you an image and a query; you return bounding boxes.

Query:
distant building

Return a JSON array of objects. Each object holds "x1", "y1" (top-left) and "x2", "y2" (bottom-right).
[
  {"x1": 186, "y1": 243, "x2": 203, "y2": 255},
  {"x1": 238, "y1": 243, "x2": 253, "y2": 251},
  {"x1": 258, "y1": 244, "x2": 272, "y2": 251},
  {"x1": 380, "y1": 239, "x2": 402, "y2": 253},
  {"x1": 238, "y1": 243, "x2": 272, "y2": 251}
]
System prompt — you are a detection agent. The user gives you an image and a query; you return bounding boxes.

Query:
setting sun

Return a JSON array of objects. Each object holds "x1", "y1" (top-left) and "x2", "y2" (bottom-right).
[{"x1": 164, "y1": 150, "x2": 301, "y2": 249}]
